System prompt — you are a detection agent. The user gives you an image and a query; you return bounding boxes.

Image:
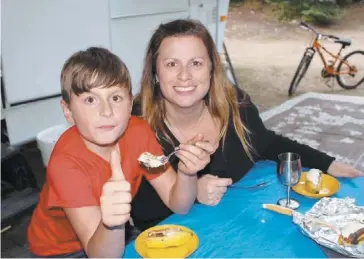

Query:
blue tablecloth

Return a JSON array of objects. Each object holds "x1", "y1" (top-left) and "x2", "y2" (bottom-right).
[{"x1": 124, "y1": 160, "x2": 364, "y2": 258}]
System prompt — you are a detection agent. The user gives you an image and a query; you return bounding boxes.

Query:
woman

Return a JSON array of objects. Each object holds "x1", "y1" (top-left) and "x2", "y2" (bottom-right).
[{"x1": 131, "y1": 19, "x2": 363, "y2": 231}]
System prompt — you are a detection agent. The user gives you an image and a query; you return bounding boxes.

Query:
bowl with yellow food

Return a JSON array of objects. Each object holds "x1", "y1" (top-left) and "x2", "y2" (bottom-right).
[
  {"x1": 135, "y1": 224, "x2": 198, "y2": 258},
  {"x1": 292, "y1": 169, "x2": 340, "y2": 198}
]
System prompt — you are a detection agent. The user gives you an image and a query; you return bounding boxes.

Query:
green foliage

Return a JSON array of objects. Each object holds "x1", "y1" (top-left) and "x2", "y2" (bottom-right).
[
  {"x1": 267, "y1": 0, "x2": 344, "y2": 25},
  {"x1": 301, "y1": 3, "x2": 341, "y2": 25},
  {"x1": 271, "y1": 1, "x2": 305, "y2": 21},
  {"x1": 336, "y1": 0, "x2": 353, "y2": 6}
]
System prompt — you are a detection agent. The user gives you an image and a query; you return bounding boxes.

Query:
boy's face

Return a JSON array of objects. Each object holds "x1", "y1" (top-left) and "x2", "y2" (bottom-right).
[{"x1": 61, "y1": 85, "x2": 132, "y2": 148}]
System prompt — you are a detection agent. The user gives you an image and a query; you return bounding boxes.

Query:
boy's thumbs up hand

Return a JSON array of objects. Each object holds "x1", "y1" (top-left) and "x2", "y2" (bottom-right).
[
  {"x1": 109, "y1": 148, "x2": 125, "y2": 181},
  {"x1": 100, "y1": 149, "x2": 131, "y2": 228}
]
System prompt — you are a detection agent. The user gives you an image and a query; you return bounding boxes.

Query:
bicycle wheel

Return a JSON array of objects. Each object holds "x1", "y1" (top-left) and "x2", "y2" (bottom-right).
[
  {"x1": 336, "y1": 50, "x2": 364, "y2": 89},
  {"x1": 288, "y1": 48, "x2": 315, "y2": 96}
]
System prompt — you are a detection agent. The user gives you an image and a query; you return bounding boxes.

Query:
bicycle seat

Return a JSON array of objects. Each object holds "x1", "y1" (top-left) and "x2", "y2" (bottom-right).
[{"x1": 335, "y1": 38, "x2": 351, "y2": 47}]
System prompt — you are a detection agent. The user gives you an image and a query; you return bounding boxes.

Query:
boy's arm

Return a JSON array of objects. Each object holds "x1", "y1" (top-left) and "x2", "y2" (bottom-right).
[
  {"x1": 149, "y1": 134, "x2": 216, "y2": 214},
  {"x1": 64, "y1": 149, "x2": 130, "y2": 258},
  {"x1": 64, "y1": 207, "x2": 126, "y2": 258}
]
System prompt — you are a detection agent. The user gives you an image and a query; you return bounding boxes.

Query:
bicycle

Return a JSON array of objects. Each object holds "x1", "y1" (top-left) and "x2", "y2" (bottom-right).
[{"x1": 288, "y1": 21, "x2": 364, "y2": 96}]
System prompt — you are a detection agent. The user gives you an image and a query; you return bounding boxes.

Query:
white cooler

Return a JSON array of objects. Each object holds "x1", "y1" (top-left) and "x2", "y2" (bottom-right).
[{"x1": 36, "y1": 124, "x2": 69, "y2": 166}]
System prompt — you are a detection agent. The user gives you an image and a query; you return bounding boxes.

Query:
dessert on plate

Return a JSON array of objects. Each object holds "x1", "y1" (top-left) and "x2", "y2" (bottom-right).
[
  {"x1": 145, "y1": 226, "x2": 193, "y2": 248},
  {"x1": 305, "y1": 168, "x2": 323, "y2": 193}
]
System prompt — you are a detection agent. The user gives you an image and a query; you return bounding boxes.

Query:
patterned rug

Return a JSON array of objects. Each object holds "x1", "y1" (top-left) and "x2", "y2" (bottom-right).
[{"x1": 261, "y1": 92, "x2": 364, "y2": 172}]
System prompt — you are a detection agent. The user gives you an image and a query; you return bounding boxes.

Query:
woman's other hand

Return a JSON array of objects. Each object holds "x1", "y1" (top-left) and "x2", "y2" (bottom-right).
[
  {"x1": 197, "y1": 174, "x2": 232, "y2": 206},
  {"x1": 327, "y1": 161, "x2": 364, "y2": 178}
]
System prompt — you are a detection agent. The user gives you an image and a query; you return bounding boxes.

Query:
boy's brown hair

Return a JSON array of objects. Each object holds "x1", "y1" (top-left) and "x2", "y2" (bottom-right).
[{"x1": 61, "y1": 47, "x2": 132, "y2": 104}]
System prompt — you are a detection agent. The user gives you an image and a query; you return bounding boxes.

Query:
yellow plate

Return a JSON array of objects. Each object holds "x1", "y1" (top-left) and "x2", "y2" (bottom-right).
[
  {"x1": 135, "y1": 224, "x2": 199, "y2": 258},
  {"x1": 292, "y1": 172, "x2": 340, "y2": 198}
]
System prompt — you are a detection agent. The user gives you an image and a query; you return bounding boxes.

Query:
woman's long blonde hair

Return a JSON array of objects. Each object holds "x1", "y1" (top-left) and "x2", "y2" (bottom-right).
[{"x1": 136, "y1": 19, "x2": 254, "y2": 160}]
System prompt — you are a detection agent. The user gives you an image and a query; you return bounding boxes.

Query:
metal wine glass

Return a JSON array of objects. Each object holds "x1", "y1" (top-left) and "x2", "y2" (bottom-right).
[{"x1": 276, "y1": 152, "x2": 302, "y2": 210}]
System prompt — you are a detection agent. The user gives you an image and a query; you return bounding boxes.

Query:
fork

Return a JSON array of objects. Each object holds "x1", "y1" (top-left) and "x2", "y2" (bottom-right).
[
  {"x1": 229, "y1": 180, "x2": 271, "y2": 189},
  {"x1": 160, "y1": 147, "x2": 180, "y2": 164}
]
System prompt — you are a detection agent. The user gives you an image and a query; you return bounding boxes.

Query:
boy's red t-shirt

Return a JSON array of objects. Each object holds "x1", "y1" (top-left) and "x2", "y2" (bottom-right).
[{"x1": 27, "y1": 116, "x2": 167, "y2": 256}]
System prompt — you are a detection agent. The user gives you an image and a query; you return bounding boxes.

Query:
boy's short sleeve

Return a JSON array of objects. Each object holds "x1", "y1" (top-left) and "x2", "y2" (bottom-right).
[
  {"x1": 141, "y1": 124, "x2": 171, "y2": 182},
  {"x1": 47, "y1": 154, "x2": 98, "y2": 208}
]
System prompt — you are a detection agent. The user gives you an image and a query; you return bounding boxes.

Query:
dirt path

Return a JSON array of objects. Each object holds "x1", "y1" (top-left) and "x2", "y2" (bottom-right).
[{"x1": 225, "y1": 3, "x2": 364, "y2": 111}]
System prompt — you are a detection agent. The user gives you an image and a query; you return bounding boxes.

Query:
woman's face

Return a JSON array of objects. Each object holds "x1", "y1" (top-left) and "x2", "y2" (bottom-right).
[{"x1": 156, "y1": 35, "x2": 212, "y2": 108}]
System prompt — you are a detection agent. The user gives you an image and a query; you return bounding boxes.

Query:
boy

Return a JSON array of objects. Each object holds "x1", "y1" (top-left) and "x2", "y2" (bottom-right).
[{"x1": 27, "y1": 47, "x2": 215, "y2": 258}]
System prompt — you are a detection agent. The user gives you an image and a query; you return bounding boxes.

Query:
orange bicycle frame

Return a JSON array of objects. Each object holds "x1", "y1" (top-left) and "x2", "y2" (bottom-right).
[{"x1": 311, "y1": 39, "x2": 357, "y2": 76}]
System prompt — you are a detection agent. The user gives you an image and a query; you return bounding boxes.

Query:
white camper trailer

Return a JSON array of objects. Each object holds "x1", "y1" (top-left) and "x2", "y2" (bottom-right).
[{"x1": 1, "y1": 0, "x2": 231, "y2": 146}]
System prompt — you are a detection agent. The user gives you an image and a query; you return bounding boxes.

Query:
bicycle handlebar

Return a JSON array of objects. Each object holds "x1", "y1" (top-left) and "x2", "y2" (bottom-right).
[
  {"x1": 323, "y1": 34, "x2": 340, "y2": 41},
  {"x1": 299, "y1": 21, "x2": 340, "y2": 41},
  {"x1": 300, "y1": 21, "x2": 318, "y2": 35}
]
